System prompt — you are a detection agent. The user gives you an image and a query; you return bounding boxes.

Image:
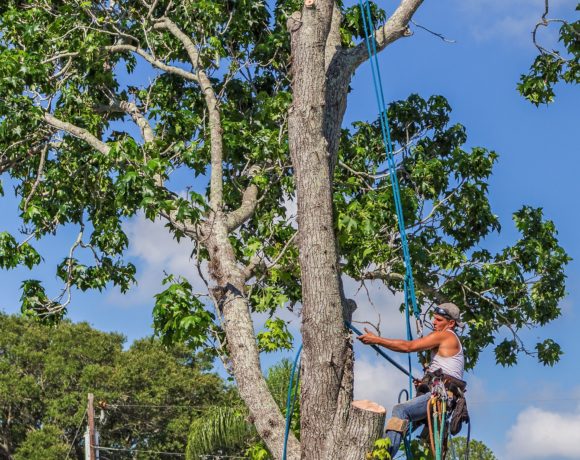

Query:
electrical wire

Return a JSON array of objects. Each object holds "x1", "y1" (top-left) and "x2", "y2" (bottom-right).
[
  {"x1": 66, "y1": 408, "x2": 87, "y2": 459},
  {"x1": 97, "y1": 445, "x2": 184, "y2": 456}
]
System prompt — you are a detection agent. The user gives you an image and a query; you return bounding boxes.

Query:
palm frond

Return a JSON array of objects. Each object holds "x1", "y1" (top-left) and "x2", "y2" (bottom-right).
[{"x1": 186, "y1": 406, "x2": 255, "y2": 460}]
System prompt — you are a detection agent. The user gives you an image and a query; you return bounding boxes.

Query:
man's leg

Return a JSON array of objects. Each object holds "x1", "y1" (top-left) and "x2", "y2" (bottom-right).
[{"x1": 385, "y1": 392, "x2": 431, "y2": 457}]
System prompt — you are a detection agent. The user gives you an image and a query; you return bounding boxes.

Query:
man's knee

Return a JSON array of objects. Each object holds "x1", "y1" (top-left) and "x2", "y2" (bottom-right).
[
  {"x1": 391, "y1": 403, "x2": 407, "y2": 419},
  {"x1": 385, "y1": 416, "x2": 409, "y2": 434}
]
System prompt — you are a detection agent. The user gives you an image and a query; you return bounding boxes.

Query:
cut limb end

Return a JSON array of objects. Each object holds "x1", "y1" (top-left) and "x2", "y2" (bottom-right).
[
  {"x1": 305, "y1": 0, "x2": 315, "y2": 8},
  {"x1": 352, "y1": 400, "x2": 386, "y2": 414}
]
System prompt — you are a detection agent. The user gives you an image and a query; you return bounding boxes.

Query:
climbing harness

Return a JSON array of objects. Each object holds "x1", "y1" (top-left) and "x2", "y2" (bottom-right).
[{"x1": 427, "y1": 379, "x2": 449, "y2": 460}]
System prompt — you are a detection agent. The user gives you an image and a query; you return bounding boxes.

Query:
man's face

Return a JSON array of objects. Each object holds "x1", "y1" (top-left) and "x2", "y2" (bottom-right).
[{"x1": 433, "y1": 314, "x2": 454, "y2": 332}]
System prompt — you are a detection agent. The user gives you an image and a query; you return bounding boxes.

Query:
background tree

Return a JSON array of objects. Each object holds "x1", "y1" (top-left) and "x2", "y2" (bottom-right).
[
  {"x1": 0, "y1": 313, "x2": 229, "y2": 459},
  {"x1": 186, "y1": 359, "x2": 299, "y2": 460},
  {"x1": 448, "y1": 437, "x2": 497, "y2": 460},
  {"x1": 399, "y1": 436, "x2": 497, "y2": 460},
  {"x1": 0, "y1": 1, "x2": 569, "y2": 459}
]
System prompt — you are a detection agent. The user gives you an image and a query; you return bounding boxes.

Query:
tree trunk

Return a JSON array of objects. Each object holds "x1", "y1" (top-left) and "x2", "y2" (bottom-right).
[
  {"x1": 286, "y1": 0, "x2": 431, "y2": 457},
  {"x1": 203, "y1": 214, "x2": 301, "y2": 460},
  {"x1": 331, "y1": 401, "x2": 387, "y2": 459},
  {"x1": 288, "y1": 2, "x2": 386, "y2": 459}
]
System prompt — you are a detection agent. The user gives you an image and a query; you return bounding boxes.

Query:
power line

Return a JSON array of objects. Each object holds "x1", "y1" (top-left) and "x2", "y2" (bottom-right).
[
  {"x1": 106, "y1": 403, "x2": 206, "y2": 410},
  {"x1": 66, "y1": 408, "x2": 87, "y2": 459},
  {"x1": 97, "y1": 446, "x2": 185, "y2": 456}
]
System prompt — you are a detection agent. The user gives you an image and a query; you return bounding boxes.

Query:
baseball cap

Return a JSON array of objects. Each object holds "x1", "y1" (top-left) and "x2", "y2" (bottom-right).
[{"x1": 434, "y1": 302, "x2": 464, "y2": 327}]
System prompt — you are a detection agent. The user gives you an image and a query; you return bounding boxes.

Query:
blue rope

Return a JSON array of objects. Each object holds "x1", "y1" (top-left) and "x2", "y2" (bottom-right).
[
  {"x1": 357, "y1": 0, "x2": 420, "y2": 318},
  {"x1": 345, "y1": 321, "x2": 417, "y2": 379},
  {"x1": 357, "y1": 0, "x2": 419, "y2": 389},
  {"x1": 357, "y1": 2, "x2": 424, "y2": 457},
  {"x1": 282, "y1": 344, "x2": 302, "y2": 460}
]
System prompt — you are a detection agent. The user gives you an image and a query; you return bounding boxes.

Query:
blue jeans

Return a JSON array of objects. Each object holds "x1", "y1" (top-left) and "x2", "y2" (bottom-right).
[{"x1": 386, "y1": 392, "x2": 431, "y2": 457}]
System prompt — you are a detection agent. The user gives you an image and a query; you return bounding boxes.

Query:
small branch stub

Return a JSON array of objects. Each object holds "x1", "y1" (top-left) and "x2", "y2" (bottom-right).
[{"x1": 305, "y1": 0, "x2": 315, "y2": 8}]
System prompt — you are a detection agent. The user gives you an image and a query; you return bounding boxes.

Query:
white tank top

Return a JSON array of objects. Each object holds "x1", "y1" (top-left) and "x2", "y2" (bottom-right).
[{"x1": 426, "y1": 329, "x2": 464, "y2": 380}]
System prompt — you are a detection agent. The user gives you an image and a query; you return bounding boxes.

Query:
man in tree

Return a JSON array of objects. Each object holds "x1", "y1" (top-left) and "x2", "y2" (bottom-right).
[
  {"x1": 358, "y1": 303, "x2": 464, "y2": 457},
  {"x1": 0, "y1": 1, "x2": 570, "y2": 458}
]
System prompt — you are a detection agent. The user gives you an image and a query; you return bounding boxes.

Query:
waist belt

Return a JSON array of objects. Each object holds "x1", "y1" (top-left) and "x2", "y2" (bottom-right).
[
  {"x1": 416, "y1": 368, "x2": 467, "y2": 397},
  {"x1": 416, "y1": 368, "x2": 469, "y2": 436}
]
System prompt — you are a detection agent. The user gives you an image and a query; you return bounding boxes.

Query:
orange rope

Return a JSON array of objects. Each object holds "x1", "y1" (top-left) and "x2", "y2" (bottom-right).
[{"x1": 427, "y1": 397, "x2": 436, "y2": 455}]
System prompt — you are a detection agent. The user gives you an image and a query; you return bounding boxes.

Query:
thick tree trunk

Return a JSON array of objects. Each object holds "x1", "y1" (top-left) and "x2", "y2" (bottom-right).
[
  {"x1": 288, "y1": 3, "x2": 348, "y2": 459},
  {"x1": 330, "y1": 401, "x2": 387, "y2": 459},
  {"x1": 287, "y1": 1, "x2": 423, "y2": 459}
]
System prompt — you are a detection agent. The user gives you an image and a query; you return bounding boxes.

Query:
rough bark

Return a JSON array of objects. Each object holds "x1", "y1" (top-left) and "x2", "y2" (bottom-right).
[
  {"x1": 288, "y1": 2, "x2": 350, "y2": 459},
  {"x1": 203, "y1": 215, "x2": 301, "y2": 460},
  {"x1": 287, "y1": 1, "x2": 423, "y2": 459},
  {"x1": 332, "y1": 400, "x2": 386, "y2": 459}
]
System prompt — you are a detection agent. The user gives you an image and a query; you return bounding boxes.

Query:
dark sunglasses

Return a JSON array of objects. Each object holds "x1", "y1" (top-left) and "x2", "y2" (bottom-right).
[{"x1": 433, "y1": 306, "x2": 453, "y2": 320}]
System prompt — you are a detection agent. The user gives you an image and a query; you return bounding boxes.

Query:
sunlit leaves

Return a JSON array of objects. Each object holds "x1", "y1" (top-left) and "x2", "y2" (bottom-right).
[
  {"x1": 153, "y1": 275, "x2": 216, "y2": 350},
  {"x1": 257, "y1": 317, "x2": 293, "y2": 353},
  {"x1": 335, "y1": 93, "x2": 569, "y2": 368}
]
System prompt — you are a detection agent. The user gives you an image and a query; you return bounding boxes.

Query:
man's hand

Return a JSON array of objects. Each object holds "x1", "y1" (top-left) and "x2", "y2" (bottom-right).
[{"x1": 357, "y1": 328, "x2": 379, "y2": 345}]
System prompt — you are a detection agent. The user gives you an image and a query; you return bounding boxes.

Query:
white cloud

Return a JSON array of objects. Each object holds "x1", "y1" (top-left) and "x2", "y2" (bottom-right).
[
  {"x1": 506, "y1": 403, "x2": 580, "y2": 459},
  {"x1": 344, "y1": 276, "x2": 411, "y2": 339},
  {"x1": 354, "y1": 355, "x2": 409, "y2": 412},
  {"x1": 453, "y1": 0, "x2": 576, "y2": 46},
  {"x1": 107, "y1": 213, "x2": 203, "y2": 306}
]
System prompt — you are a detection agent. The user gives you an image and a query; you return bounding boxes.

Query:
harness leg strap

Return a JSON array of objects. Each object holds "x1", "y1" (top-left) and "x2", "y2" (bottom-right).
[{"x1": 386, "y1": 417, "x2": 409, "y2": 433}]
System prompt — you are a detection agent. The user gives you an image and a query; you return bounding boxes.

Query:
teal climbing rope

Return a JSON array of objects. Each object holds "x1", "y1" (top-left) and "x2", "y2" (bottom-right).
[
  {"x1": 282, "y1": 344, "x2": 302, "y2": 460},
  {"x1": 283, "y1": 3, "x2": 426, "y2": 458},
  {"x1": 357, "y1": 0, "x2": 423, "y2": 456}
]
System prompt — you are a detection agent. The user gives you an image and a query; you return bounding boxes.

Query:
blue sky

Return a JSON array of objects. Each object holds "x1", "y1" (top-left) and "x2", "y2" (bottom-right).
[{"x1": 1, "y1": 0, "x2": 579, "y2": 458}]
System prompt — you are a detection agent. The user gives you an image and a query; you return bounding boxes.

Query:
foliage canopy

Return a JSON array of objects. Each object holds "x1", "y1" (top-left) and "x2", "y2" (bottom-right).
[{"x1": 0, "y1": 313, "x2": 230, "y2": 459}]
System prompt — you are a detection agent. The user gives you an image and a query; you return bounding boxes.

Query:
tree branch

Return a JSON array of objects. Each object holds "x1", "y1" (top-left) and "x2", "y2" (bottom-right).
[
  {"x1": 344, "y1": 0, "x2": 424, "y2": 75},
  {"x1": 43, "y1": 112, "x2": 110, "y2": 155},
  {"x1": 153, "y1": 17, "x2": 224, "y2": 211},
  {"x1": 94, "y1": 100, "x2": 155, "y2": 143},
  {"x1": 325, "y1": 2, "x2": 343, "y2": 71},
  {"x1": 225, "y1": 184, "x2": 259, "y2": 232},
  {"x1": 105, "y1": 44, "x2": 199, "y2": 82}
]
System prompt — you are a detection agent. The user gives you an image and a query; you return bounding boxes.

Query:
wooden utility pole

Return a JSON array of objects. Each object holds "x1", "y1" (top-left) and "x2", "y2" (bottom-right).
[{"x1": 87, "y1": 393, "x2": 96, "y2": 460}]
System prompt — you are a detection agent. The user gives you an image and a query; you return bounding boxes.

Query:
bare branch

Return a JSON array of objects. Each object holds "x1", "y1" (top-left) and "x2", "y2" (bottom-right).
[
  {"x1": 345, "y1": 0, "x2": 424, "y2": 74},
  {"x1": 22, "y1": 144, "x2": 48, "y2": 212},
  {"x1": 153, "y1": 17, "x2": 225, "y2": 211},
  {"x1": 411, "y1": 20, "x2": 456, "y2": 43},
  {"x1": 43, "y1": 112, "x2": 110, "y2": 155},
  {"x1": 225, "y1": 184, "x2": 259, "y2": 232}
]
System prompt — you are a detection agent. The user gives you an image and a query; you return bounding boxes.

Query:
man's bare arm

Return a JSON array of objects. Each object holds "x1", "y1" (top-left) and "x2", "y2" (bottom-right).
[{"x1": 357, "y1": 329, "x2": 445, "y2": 353}]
